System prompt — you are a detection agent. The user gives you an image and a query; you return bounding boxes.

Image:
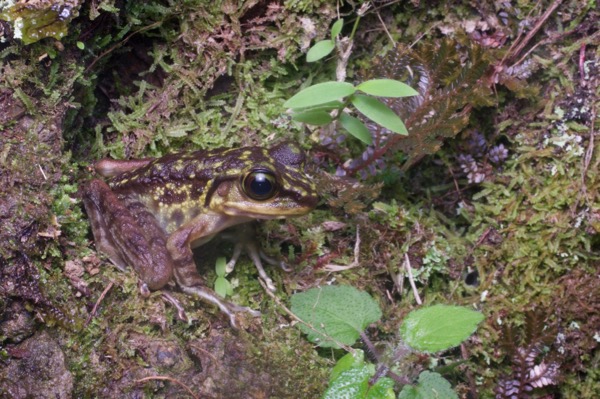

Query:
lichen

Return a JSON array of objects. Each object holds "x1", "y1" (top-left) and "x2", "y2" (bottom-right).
[{"x1": 0, "y1": 2, "x2": 74, "y2": 45}]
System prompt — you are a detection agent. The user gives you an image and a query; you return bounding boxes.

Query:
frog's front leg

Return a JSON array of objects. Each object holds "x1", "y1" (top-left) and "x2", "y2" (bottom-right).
[
  {"x1": 82, "y1": 179, "x2": 174, "y2": 290},
  {"x1": 221, "y1": 224, "x2": 291, "y2": 292},
  {"x1": 167, "y1": 217, "x2": 260, "y2": 328}
]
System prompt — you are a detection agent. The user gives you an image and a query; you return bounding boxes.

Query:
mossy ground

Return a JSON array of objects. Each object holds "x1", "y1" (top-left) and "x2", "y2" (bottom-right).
[{"x1": 1, "y1": 0, "x2": 598, "y2": 398}]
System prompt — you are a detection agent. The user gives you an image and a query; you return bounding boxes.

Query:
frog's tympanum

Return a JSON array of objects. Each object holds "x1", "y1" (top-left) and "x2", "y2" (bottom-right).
[{"x1": 82, "y1": 143, "x2": 318, "y2": 326}]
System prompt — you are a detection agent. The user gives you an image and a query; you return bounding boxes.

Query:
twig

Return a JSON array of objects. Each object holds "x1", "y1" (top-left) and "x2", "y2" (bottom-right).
[
  {"x1": 577, "y1": 100, "x2": 597, "y2": 208},
  {"x1": 189, "y1": 343, "x2": 219, "y2": 365},
  {"x1": 85, "y1": 20, "x2": 163, "y2": 73},
  {"x1": 37, "y1": 164, "x2": 47, "y2": 180},
  {"x1": 323, "y1": 227, "x2": 361, "y2": 272},
  {"x1": 404, "y1": 254, "x2": 422, "y2": 305},
  {"x1": 135, "y1": 376, "x2": 199, "y2": 399},
  {"x1": 85, "y1": 281, "x2": 113, "y2": 326},
  {"x1": 508, "y1": 0, "x2": 564, "y2": 63},
  {"x1": 375, "y1": 11, "x2": 395, "y2": 45}
]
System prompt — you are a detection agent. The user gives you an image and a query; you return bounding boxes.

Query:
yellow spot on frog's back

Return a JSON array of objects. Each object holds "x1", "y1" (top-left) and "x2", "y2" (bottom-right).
[
  {"x1": 173, "y1": 159, "x2": 184, "y2": 171},
  {"x1": 239, "y1": 150, "x2": 252, "y2": 160}
]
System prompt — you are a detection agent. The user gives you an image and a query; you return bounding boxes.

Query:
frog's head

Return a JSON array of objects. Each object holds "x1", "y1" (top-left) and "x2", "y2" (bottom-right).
[{"x1": 206, "y1": 142, "x2": 318, "y2": 219}]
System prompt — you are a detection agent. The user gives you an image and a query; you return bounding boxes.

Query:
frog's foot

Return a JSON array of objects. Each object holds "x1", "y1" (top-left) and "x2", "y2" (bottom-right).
[
  {"x1": 222, "y1": 225, "x2": 289, "y2": 292},
  {"x1": 179, "y1": 285, "x2": 260, "y2": 328},
  {"x1": 258, "y1": 249, "x2": 292, "y2": 272},
  {"x1": 139, "y1": 282, "x2": 152, "y2": 298},
  {"x1": 161, "y1": 292, "x2": 189, "y2": 322}
]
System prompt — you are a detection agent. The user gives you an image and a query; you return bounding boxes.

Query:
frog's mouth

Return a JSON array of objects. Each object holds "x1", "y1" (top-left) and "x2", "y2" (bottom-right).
[{"x1": 221, "y1": 202, "x2": 313, "y2": 219}]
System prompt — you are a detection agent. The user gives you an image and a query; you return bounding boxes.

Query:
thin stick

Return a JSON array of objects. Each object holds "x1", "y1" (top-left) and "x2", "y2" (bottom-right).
[
  {"x1": 508, "y1": 0, "x2": 564, "y2": 62},
  {"x1": 85, "y1": 281, "x2": 114, "y2": 326},
  {"x1": 323, "y1": 227, "x2": 361, "y2": 271},
  {"x1": 404, "y1": 254, "x2": 422, "y2": 305}
]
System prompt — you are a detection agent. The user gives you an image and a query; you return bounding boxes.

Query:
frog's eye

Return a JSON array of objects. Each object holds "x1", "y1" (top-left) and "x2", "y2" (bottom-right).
[{"x1": 242, "y1": 169, "x2": 278, "y2": 201}]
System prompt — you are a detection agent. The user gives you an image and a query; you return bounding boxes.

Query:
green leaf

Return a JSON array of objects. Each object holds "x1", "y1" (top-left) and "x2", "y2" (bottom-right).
[
  {"x1": 398, "y1": 371, "x2": 458, "y2": 399},
  {"x1": 300, "y1": 100, "x2": 345, "y2": 112},
  {"x1": 350, "y1": 94, "x2": 408, "y2": 135},
  {"x1": 400, "y1": 305, "x2": 484, "y2": 353},
  {"x1": 331, "y1": 19, "x2": 344, "y2": 39},
  {"x1": 366, "y1": 377, "x2": 395, "y2": 399},
  {"x1": 284, "y1": 82, "x2": 356, "y2": 109},
  {"x1": 324, "y1": 353, "x2": 394, "y2": 399},
  {"x1": 307, "y1": 40, "x2": 335, "y2": 62},
  {"x1": 290, "y1": 285, "x2": 382, "y2": 348},
  {"x1": 357, "y1": 79, "x2": 418, "y2": 98},
  {"x1": 215, "y1": 257, "x2": 227, "y2": 277},
  {"x1": 330, "y1": 351, "x2": 365, "y2": 383},
  {"x1": 214, "y1": 277, "x2": 230, "y2": 298},
  {"x1": 322, "y1": 366, "x2": 372, "y2": 399},
  {"x1": 339, "y1": 112, "x2": 372, "y2": 145},
  {"x1": 292, "y1": 110, "x2": 334, "y2": 125}
]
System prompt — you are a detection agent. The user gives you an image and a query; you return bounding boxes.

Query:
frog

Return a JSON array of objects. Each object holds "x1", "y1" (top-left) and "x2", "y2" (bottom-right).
[{"x1": 81, "y1": 142, "x2": 318, "y2": 327}]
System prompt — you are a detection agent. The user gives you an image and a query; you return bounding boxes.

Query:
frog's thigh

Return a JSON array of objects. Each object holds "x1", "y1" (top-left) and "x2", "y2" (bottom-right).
[
  {"x1": 166, "y1": 213, "x2": 240, "y2": 287},
  {"x1": 166, "y1": 219, "x2": 256, "y2": 326},
  {"x1": 166, "y1": 225, "x2": 204, "y2": 288},
  {"x1": 82, "y1": 179, "x2": 173, "y2": 290}
]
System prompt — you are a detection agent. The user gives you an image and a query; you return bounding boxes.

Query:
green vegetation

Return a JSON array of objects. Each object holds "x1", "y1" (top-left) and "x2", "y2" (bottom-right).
[{"x1": 1, "y1": 0, "x2": 598, "y2": 397}]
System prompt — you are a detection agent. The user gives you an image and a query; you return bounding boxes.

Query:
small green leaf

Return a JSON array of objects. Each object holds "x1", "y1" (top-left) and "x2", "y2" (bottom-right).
[
  {"x1": 398, "y1": 371, "x2": 458, "y2": 399},
  {"x1": 322, "y1": 365, "x2": 372, "y2": 399},
  {"x1": 290, "y1": 285, "x2": 382, "y2": 348},
  {"x1": 214, "y1": 277, "x2": 230, "y2": 298},
  {"x1": 307, "y1": 40, "x2": 335, "y2": 62},
  {"x1": 325, "y1": 350, "x2": 394, "y2": 399},
  {"x1": 400, "y1": 305, "x2": 484, "y2": 353},
  {"x1": 350, "y1": 94, "x2": 408, "y2": 135},
  {"x1": 76, "y1": 41, "x2": 85, "y2": 50},
  {"x1": 330, "y1": 19, "x2": 344, "y2": 39},
  {"x1": 330, "y1": 351, "x2": 365, "y2": 382},
  {"x1": 339, "y1": 112, "x2": 372, "y2": 145},
  {"x1": 284, "y1": 82, "x2": 356, "y2": 109},
  {"x1": 215, "y1": 257, "x2": 227, "y2": 277},
  {"x1": 357, "y1": 79, "x2": 418, "y2": 98},
  {"x1": 292, "y1": 110, "x2": 333, "y2": 125},
  {"x1": 366, "y1": 377, "x2": 395, "y2": 399}
]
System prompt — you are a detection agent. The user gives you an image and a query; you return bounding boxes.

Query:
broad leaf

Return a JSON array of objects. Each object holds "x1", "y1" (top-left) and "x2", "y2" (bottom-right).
[
  {"x1": 214, "y1": 277, "x2": 231, "y2": 298},
  {"x1": 284, "y1": 82, "x2": 356, "y2": 109},
  {"x1": 339, "y1": 112, "x2": 372, "y2": 144},
  {"x1": 322, "y1": 366, "x2": 372, "y2": 399},
  {"x1": 291, "y1": 285, "x2": 382, "y2": 348},
  {"x1": 400, "y1": 305, "x2": 484, "y2": 352},
  {"x1": 351, "y1": 94, "x2": 407, "y2": 135},
  {"x1": 330, "y1": 351, "x2": 365, "y2": 382},
  {"x1": 398, "y1": 371, "x2": 458, "y2": 399},
  {"x1": 215, "y1": 257, "x2": 227, "y2": 277},
  {"x1": 331, "y1": 19, "x2": 344, "y2": 39},
  {"x1": 307, "y1": 40, "x2": 335, "y2": 62},
  {"x1": 292, "y1": 110, "x2": 333, "y2": 125},
  {"x1": 366, "y1": 377, "x2": 395, "y2": 399},
  {"x1": 357, "y1": 79, "x2": 418, "y2": 98},
  {"x1": 325, "y1": 350, "x2": 395, "y2": 399}
]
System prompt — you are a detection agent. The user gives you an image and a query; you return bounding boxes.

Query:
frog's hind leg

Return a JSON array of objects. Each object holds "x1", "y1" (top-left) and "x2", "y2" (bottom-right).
[{"x1": 82, "y1": 179, "x2": 173, "y2": 290}]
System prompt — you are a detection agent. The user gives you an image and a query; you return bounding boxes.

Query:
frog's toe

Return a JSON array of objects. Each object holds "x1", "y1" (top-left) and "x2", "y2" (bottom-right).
[
  {"x1": 179, "y1": 285, "x2": 260, "y2": 327},
  {"x1": 228, "y1": 302, "x2": 261, "y2": 317},
  {"x1": 139, "y1": 282, "x2": 151, "y2": 297},
  {"x1": 261, "y1": 276, "x2": 277, "y2": 292}
]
